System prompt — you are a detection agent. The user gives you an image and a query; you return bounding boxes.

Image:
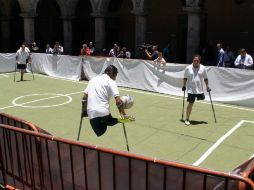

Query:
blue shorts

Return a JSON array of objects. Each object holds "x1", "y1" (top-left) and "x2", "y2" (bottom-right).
[{"x1": 187, "y1": 93, "x2": 205, "y2": 103}]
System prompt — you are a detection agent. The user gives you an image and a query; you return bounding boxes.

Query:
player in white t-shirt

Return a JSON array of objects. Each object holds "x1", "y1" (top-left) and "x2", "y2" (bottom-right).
[
  {"x1": 16, "y1": 42, "x2": 31, "y2": 81},
  {"x1": 182, "y1": 54, "x2": 211, "y2": 126},
  {"x1": 82, "y1": 65, "x2": 134, "y2": 136}
]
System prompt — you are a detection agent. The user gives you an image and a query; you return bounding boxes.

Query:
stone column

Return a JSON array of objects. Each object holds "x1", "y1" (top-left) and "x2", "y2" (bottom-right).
[
  {"x1": 61, "y1": 16, "x2": 74, "y2": 54},
  {"x1": 20, "y1": 13, "x2": 36, "y2": 43},
  {"x1": 91, "y1": 13, "x2": 106, "y2": 50},
  {"x1": 132, "y1": 10, "x2": 147, "y2": 58},
  {"x1": 0, "y1": 17, "x2": 12, "y2": 52},
  {"x1": 184, "y1": 7, "x2": 201, "y2": 62}
]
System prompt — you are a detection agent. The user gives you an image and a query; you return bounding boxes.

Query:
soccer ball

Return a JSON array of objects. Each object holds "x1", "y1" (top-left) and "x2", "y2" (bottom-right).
[{"x1": 120, "y1": 95, "x2": 134, "y2": 109}]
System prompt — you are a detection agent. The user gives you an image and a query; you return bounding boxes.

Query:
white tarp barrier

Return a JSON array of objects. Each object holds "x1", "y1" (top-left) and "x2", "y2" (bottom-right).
[
  {"x1": 81, "y1": 56, "x2": 254, "y2": 108},
  {"x1": 30, "y1": 53, "x2": 82, "y2": 80},
  {"x1": 1, "y1": 53, "x2": 254, "y2": 108},
  {"x1": 0, "y1": 53, "x2": 16, "y2": 73}
]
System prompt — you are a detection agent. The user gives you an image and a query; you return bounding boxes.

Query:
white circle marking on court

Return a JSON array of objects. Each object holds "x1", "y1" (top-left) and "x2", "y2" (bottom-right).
[{"x1": 12, "y1": 93, "x2": 72, "y2": 108}]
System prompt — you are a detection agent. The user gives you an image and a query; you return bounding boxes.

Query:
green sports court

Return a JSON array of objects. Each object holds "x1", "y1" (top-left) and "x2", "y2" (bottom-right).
[{"x1": 1, "y1": 71, "x2": 253, "y2": 173}]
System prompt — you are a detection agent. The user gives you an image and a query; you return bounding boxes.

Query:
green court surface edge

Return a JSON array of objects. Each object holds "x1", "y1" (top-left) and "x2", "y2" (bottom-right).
[{"x1": 0, "y1": 72, "x2": 254, "y2": 172}]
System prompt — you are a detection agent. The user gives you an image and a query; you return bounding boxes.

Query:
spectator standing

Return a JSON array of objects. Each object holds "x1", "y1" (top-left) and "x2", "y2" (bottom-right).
[
  {"x1": 145, "y1": 45, "x2": 159, "y2": 60},
  {"x1": 30, "y1": 42, "x2": 39, "y2": 53},
  {"x1": 163, "y1": 44, "x2": 170, "y2": 62},
  {"x1": 52, "y1": 41, "x2": 64, "y2": 55},
  {"x1": 154, "y1": 51, "x2": 166, "y2": 66},
  {"x1": 224, "y1": 46, "x2": 235, "y2": 67},
  {"x1": 234, "y1": 48, "x2": 253, "y2": 69},
  {"x1": 88, "y1": 41, "x2": 95, "y2": 55},
  {"x1": 216, "y1": 43, "x2": 225, "y2": 67},
  {"x1": 99, "y1": 48, "x2": 108, "y2": 57},
  {"x1": 109, "y1": 44, "x2": 120, "y2": 57},
  {"x1": 117, "y1": 47, "x2": 131, "y2": 59},
  {"x1": 16, "y1": 42, "x2": 31, "y2": 81},
  {"x1": 45, "y1": 43, "x2": 53, "y2": 54},
  {"x1": 182, "y1": 54, "x2": 210, "y2": 126},
  {"x1": 80, "y1": 44, "x2": 89, "y2": 56}
]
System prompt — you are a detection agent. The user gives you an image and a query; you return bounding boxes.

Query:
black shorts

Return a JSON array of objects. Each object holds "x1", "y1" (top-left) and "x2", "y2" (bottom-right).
[
  {"x1": 17, "y1": 64, "x2": 27, "y2": 70},
  {"x1": 187, "y1": 93, "x2": 205, "y2": 103},
  {"x1": 90, "y1": 114, "x2": 118, "y2": 136}
]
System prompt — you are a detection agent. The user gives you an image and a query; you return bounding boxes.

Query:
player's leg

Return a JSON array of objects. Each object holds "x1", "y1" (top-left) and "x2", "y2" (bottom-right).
[
  {"x1": 90, "y1": 117, "x2": 107, "y2": 136},
  {"x1": 185, "y1": 93, "x2": 195, "y2": 125},
  {"x1": 20, "y1": 64, "x2": 27, "y2": 81},
  {"x1": 20, "y1": 69, "x2": 24, "y2": 81}
]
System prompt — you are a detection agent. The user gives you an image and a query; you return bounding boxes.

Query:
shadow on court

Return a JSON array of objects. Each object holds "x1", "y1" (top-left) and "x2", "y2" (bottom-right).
[
  {"x1": 179, "y1": 119, "x2": 208, "y2": 125},
  {"x1": 15, "y1": 79, "x2": 32, "y2": 82}
]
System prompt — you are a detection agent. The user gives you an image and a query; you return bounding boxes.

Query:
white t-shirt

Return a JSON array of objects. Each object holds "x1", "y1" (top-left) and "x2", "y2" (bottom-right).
[
  {"x1": 84, "y1": 74, "x2": 119, "y2": 119},
  {"x1": 234, "y1": 53, "x2": 253, "y2": 68},
  {"x1": 154, "y1": 57, "x2": 166, "y2": 64},
  {"x1": 16, "y1": 47, "x2": 30, "y2": 64},
  {"x1": 184, "y1": 64, "x2": 208, "y2": 94}
]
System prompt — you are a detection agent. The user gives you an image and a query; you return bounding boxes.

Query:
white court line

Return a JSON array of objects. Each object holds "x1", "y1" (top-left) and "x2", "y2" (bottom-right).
[
  {"x1": 0, "y1": 74, "x2": 9, "y2": 78},
  {"x1": 5, "y1": 73, "x2": 254, "y2": 112},
  {"x1": 0, "y1": 91, "x2": 83, "y2": 110},
  {"x1": 193, "y1": 120, "x2": 254, "y2": 166}
]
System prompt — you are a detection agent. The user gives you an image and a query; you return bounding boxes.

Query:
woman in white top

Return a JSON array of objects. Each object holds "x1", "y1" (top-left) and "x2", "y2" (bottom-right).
[
  {"x1": 154, "y1": 51, "x2": 166, "y2": 66},
  {"x1": 182, "y1": 54, "x2": 211, "y2": 126}
]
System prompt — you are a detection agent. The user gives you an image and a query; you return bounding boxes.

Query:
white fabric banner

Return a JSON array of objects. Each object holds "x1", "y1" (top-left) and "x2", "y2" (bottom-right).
[
  {"x1": 0, "y1": 53, "x2": 16, "y2": 73},
  {"x1": 2, "y1": 53, "x2": 254, "y2": 108}
]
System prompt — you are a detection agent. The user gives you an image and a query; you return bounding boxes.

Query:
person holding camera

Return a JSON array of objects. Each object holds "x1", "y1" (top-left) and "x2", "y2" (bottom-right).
[
  {"x1": 182, "y1": 54, "x2": 210, "y2": 126},
  {"x1": 144, "y1": 45, "x2": 159, "y2": 60},
  {"x1": 16, "y1": 42, "x2": 31, "y2": 81},
  {"x1": 52, "y1": 41, "x2": 64, "y2": 55}
]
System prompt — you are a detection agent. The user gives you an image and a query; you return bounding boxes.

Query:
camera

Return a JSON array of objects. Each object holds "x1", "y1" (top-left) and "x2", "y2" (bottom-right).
[{"x1": 138, "y1": 43, "x2": 153, "y2": 51}]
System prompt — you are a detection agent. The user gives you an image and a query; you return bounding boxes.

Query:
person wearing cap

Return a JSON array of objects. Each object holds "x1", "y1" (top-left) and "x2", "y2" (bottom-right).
[
  {"x1": 82, "y1": 65, "x2": 135, "y2": 136},
  {"x1": 234, "y1": 48, "x2": 253, "y2": 69}
]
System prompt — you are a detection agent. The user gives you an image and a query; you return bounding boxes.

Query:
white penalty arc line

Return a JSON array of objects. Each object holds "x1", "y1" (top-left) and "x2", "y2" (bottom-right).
[{"x1": 193, "y1": 120, "x2": 254, "y2": 166}]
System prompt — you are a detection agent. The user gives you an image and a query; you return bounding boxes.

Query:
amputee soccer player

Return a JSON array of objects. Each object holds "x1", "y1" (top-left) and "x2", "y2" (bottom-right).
[
  {"x1": 82, "y1": 65, "x2": 134, "y2": 136},
  {"x1": 182, "y1": 54, "x2": 211, "y2": 126},
  {"x1": 16, "y1": 42, "x2": 31, "y2": 81}
]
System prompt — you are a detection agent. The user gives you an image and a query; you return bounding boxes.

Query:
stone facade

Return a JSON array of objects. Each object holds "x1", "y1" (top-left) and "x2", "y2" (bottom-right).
[{"x1": 0, "y1": 0, "x2": 253, "y2": 63}]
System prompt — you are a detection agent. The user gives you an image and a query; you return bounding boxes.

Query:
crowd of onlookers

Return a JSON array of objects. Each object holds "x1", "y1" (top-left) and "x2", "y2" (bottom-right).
[{"x1": 17, "y1": 40, "x2": 254, "y2": 70}]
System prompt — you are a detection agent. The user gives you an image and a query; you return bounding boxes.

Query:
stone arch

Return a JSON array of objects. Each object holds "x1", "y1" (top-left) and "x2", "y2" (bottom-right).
[
  {"x1": 72, "y1": 0, "x2": 94, "y2": 55},
  {"x1": 106, "y1": 0, "x2": 135, "y2": 55},
  {"x1": 35, "y1": 0, "x2": 63, "y2": 52}
]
